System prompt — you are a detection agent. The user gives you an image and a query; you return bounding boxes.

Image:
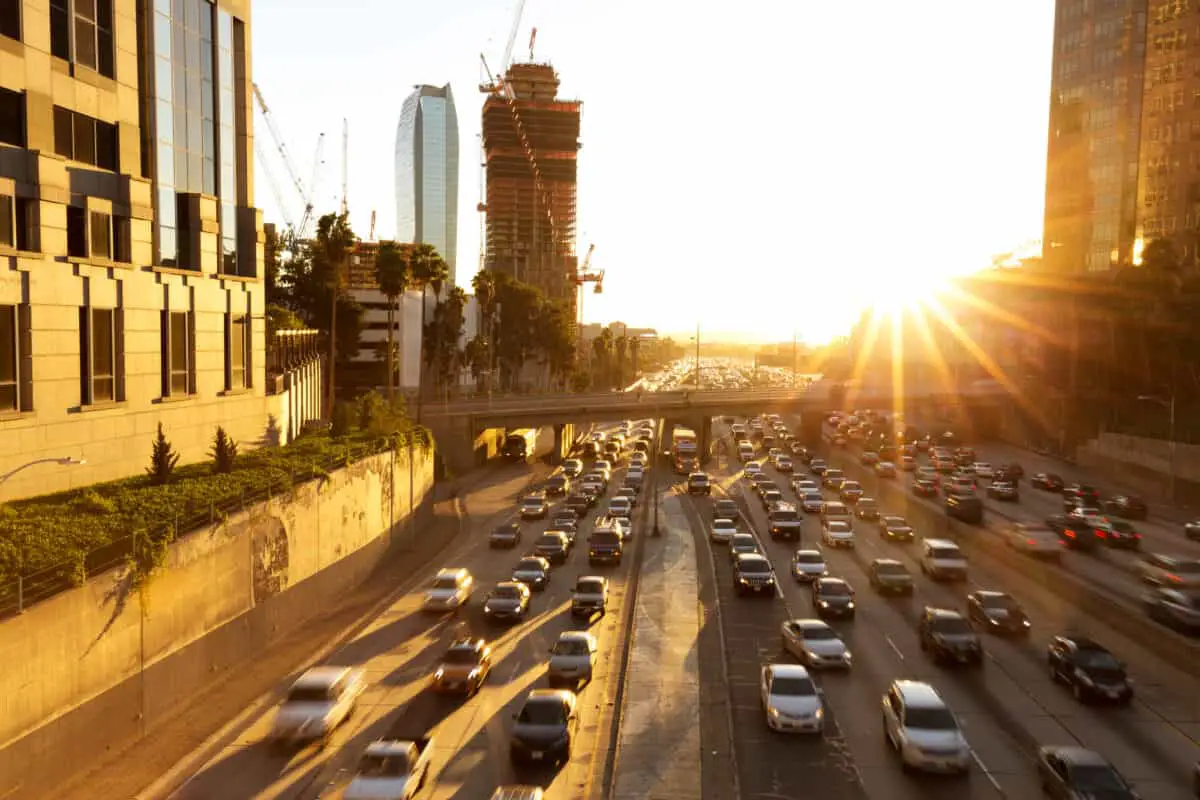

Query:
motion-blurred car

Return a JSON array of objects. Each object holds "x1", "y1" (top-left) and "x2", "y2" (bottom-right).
[
  {"x1": 1032, "y1": 472, "x2": 1065, "y2": 492},
  {"x1": 875, "y1": 461, "x2": 897, "y2": 478},
  {"x1": 966, "y1": 591, "x2": 1030, "y2": 636},
  {"x1": 986, "y1": 480, "x2": 1019, "y2": 502},
  {"x1": 431, "y1": 638, "x2": 492, "y2": 695},
  {"x1": 511, "y1": 556, "x2": 551, "y2": 591},
  {"x1": 912, "y1": 478, "x2": 939, "y2": 498},
  {"x1": 483, "y1": 582, "x2": 531, "y2": 623},
  {"x1": 1138, "y1": 553, "x2": 1200, "y2": 587},
  {"x1": 271, "y1": 666, "x2": 365, "y2": 747},
  {"x1": 1103, "y1": 494, "x2": 1148, "y2": 520},
  {"x1": 1036, "y1": 746, "x2": 1137, "y2": 800},
  {"x1": 1143, "y1": 586, "x2": 1200, "y2": 631},
  {"x1": 1003, "y1": 523, "x2": 1063, "y2": 561},
  {"x1": 868, "y1": 558, "x2": 914, "y2": 595}
]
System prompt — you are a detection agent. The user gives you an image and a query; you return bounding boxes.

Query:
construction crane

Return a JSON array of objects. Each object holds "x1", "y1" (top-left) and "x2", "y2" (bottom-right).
[
  {"x1": 296, "y1": 132, "x2": 325, "y2": 240},
  {"x1": 575, "y1": 243, "x2": 603, "y2": 358},
  {"x1": 529, "y1": 27, "x2": 537, "y2": 60},
  {"x1": 252, "y1": 83, "x2": 314, "y2": 240},
  {"x1": 340, "y1": 119, "x2": 349, "y2": 217},
  {"x1": 369, "y1": 210, "x2": 376, "y2": 241}
]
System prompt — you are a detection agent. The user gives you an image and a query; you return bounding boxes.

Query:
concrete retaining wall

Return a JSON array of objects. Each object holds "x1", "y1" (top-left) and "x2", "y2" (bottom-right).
[
  {"x1": 1076, "y1": 432, "x2": 1200, "y2": 505},
  {"x1": 0, "y1": 444, "x2": 435, "y2": 793}
]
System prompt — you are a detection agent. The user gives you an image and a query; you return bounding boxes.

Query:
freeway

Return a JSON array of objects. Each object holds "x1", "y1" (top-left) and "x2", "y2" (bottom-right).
[
  {"x1": 680, "y1": 417, "x2": 1197, "y2": 799},
  {"x1": 166, "y1": 453, "x2": 643, "y2": 800}
]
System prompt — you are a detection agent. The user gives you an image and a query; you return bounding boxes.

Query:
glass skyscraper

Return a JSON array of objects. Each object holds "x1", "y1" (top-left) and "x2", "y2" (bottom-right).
[{"x1": 395, "y1": 84, "x2": 459, "y2": 285}]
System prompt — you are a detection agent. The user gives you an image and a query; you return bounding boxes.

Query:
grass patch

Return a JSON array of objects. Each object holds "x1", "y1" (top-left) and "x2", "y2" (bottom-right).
[{"x1": 0, "y1": 424, "x2": 432, "y2": 606}]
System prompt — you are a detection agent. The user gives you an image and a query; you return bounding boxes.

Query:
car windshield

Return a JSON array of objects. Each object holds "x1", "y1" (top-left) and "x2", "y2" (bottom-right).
[
  {"x1": 932, "y1": 617, "x2": 973, "y2": 635},
  {"x1": 536, "y1": 535, "x2": 563, "y2": 548},
  {"x1": 523, "y1": 498, "x2": 543, "y2": 507},
  {"x1": 553, "y1": 639, "x2": 590, "y2": 656},
  {"x1": 794, "y1": 552, "x2": 824, "y2": 564},
  {"x1": 801, "y1": 626, "x2": 837, "y2": 640},
  {"x1": 356, "y1": 754, "x2": 407, "y2": 778},
  {"x1": 904, "y1": 707, "x2": 958, "y2": 730},
  {"x1": 518, "y1": 700, "x2": 566, "y2": 725},
  {"x1": 576, "y1": 580, "x2": 604, "y2": 594},
  {"x1": 1068, "y1": 764, "x2": 1128, "y2": 792},
  {"x1": 827, "y1": 522, "x2": 851, "y2": 532},
  {"x1": 591, "y1": 532, "x2": 620, "y2": 545},
  {"x1": 739, "y1": 560, "x2": 771, "y2": 574},
  {"x1": 1076, "y1": 649, "x2": 1121, "y2": 671},
  {"x1": 883, "y1": 517, "x2": 907, "y2": 527},
  {"x1": 771, "y1": 510, "x2": 798, "y2": 521},
  {"x1": 979, "y1": 594, "x2": 1018, "y2": 610},
  {"x1": 875, "y1": 562, "x2": 908, "y2": 576},
  {"x1": 843, "y1": 482, "x2": 861, "y2": 490},
  {"x1": 931, "y1": 547, "x2": 963, "y2": 560},
  {"x1": 516, "y1": 559, "x2": 545, "y2": 572},
  {"x1": 819, "y1": 582, "x2": 851, "y2": 595},
  {"x1": 286, "y1": 686, "x2": 333, "y2": 703},
  {"x1": 443, "y1": 648, "x2": 481, "y2": 664},
  {"x1": 493, "y1": 585, "x2": 522, "y2": 599},
  {"x1": 770, "y1": 676, "x2": 816, "y2": 696},
  {"x1": 432, "y1": 576, "x2": 460, "y2": 590}
]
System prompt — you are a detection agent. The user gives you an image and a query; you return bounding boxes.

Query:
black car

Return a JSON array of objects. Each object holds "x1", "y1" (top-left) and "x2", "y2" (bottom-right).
[
  {"x1": 812, "y1": 577, "x2": 856, "y2": 619},
  {"x1": 1103, "y1": 494, "x2": 1148, "y2": 520},
  {"x1": 945, "y1": 493, "x2": 983, "y2": 524},
  {"x1": 510, "y1": 690, "x2": 578, "y2": 765},
  {"x1": 913, "y1": 478, "x2": 939, "y2": 498},
  {"x1": 545, "y1": 474, "x2": 571, "y2": 496},
  {"x1": 877, "y1": 515, "x2": 914, "y2": 542},
  {"x1": 918, "y1": 607, "x2": 983, "y2": 665},
  {"x1": 986, "y1": 480, "x2": 1019, "y2": 502},
  {"x1": 996, "y1": 462, "x2": 1024, "y2": 481},
  {"x1": 1064, "y1": 483, "x2": 1101, "y2": 509},
  {"x1": 713, "y1": 498, "x2": 739, "y2": 521},
  {"x1": 1047, "y1": 635, "x2": 1133, "y2": 704},
  {"x1": 565, "y1": 494, "x2": 591, "y2": 518},
  {"x1": 966, "y1": 591, "x2": 1031, "y2": 636},
  {"x1": 483, "y1": 581, "x2": 532, "y2": 622},
  {"x1": 512, "y1": 556, "x2": 552, "y2": 591},
  {"x1": 733, "y1": 553, "x2": 777, "y2": 597},
  {"x1": 1032, "y1": 472, "x2": 1065, "y2": 492},
  {"x1": 534, "y1": 531, "x2": 571, "y2": 564},
  {"x1": 1036, "y1": 746, "x2": 1137, "y2": 800},
  {"x1": 688, "y1": 472, "x2": 712, "y2": 496},
  {"x1": 1047, "y1": 512, "x2": 1104, "y2": 551},
  {"x1": 854, "y1": 498, "x2": 880, "y2": 521},
  {"x1": 868, "y1": 558, "x2": 914, "y2": 595},
  {"x1": 489, "y1": 523, "x2": 522, "y2": 549}
]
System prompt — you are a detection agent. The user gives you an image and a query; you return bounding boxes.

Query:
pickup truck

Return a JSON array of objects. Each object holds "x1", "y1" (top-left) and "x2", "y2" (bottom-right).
[{"x1": 343, "y1": 737, "x2": 434, "y2": 800}]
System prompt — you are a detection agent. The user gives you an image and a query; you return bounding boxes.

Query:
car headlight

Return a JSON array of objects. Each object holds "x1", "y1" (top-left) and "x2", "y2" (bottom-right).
[
  {"x1": 846, "y1": 601, "x2": 855, "y2": 608},
  {"x1": 814, "y1": 708, "x2": 825, "y2": 720},
  {"x1": 434, "y1": 668, "x2": 445, "y2": 681},
  {"x1": 819, "y1": 600, "x2": 830, "y2": 608},
  {"x1": 467, "y1": 668, "x2": 481, "y2": 681},
  {"x1": 1022, "y1": 619, "x2": 1032, "y2": 627},
  {"x1": 738, "y1": 577, "x2": 750, "y2": 585},
  {"x1": 768, "y1": 706, "x2": 782, "y2": 719}
]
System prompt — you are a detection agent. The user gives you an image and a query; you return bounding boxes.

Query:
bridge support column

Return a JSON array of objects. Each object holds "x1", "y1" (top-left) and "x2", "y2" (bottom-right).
[
  {"x1": 551, "y1": 423, "x2": 574, "y2": 464},
  {"x1": 699, "y1": 415, "x2": 713, "y2": 466}
]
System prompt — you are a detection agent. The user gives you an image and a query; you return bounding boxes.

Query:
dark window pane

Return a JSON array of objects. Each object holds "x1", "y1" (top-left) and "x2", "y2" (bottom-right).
[
  {"x1": 0, "y1": 196, "x2": 11, "y2": 247},
  {"x1": 15, "y1": 198, "x2": 36, "y2": 251},
  {"x1": 98, "y1": 27, "x2": 113, "y2": 77},
  {"x1": 77, "y1": 0, "x2": 96, "y2": 21},
  {"x1": 229, "y1": 313, "x2": 246, "y2": 388},
  {"x1": 74, "y1": 114, "x2": 96, "y2": 165},
  {"x1": 53, "y1": 106, "x2": 73, "y2": 158},
  {"x1": 113, "y1": 215, "x2": 129, "y2": 261},
  {"x1": 90, "y1": 211, "x2": 110, "y2": 258},
  {"x1": 50, "y1": 0, "x2": 69, "y2": 59},
  {"x1": 202, "y1": 157, "x2": 215, "y2": 195},
  {"x1": 0, "y1": 0, "x2": 19, "y2": 42},
  {"x1": 95, "y1": 120, "x2": 116, "y2": 170},
  {"x1": 169, "y1": 311, "x2": 188, "y2": 393},
  {"x1": 0, "y1": 88, "x2": 22, "y2": 146},
  {"x1": 66, "y1": 206, "x2": 87, "y2": 257},
  {"x1": 92, "y1": 308, "x2": 114, "y2": 403},
  {"x1": 97, "y1": 0, "x2": 112, "y2": 27},
  {"x1": 75, "y1": 18, "x2": 97, "y2": 70},
  {"x1": 0, "y1": 305, "x2": 16, "y2": 411}
]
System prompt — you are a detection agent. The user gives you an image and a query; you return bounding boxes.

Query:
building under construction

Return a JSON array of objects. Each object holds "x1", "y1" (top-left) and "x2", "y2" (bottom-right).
[{"x1": 482, "y1": 63, "x2": 581, "y2": 306}]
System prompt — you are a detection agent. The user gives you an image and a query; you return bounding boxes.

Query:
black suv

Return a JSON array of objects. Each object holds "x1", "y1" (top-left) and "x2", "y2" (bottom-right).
[
  {"x1": 489, "y1": 523, "x2": 522, "y2": 549},
  {"x1": 918, "y1": 607, "x2": 983, "y2": 666},
  {"x1": 565, "y1": 493, "x2": 592, "y2": 518},
  {"x1": 1047, "y1": 635, "x2": 1133, "y2": 704},
  {"x1": 732, "y1": 553, "x2": 776, "y2": 597},
  {"x1": 811, "y1": 577, "x2": 856, "y2": 618},
  {"x1": 534, "y1": 531, "x2": 572, "y2": 565}
]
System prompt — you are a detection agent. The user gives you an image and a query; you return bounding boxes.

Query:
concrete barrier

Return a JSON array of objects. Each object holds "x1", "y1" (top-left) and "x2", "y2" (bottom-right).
[{"x1": 0, "y1": 445, "x2": 436, "y2": 793}]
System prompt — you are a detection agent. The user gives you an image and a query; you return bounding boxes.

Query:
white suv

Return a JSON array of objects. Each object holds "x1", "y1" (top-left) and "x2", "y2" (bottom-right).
[
  {"x1": 881, "y1": 680, "x2": 970, "y2": 774},
  {"x1": 920, "y1": 539, "x2": 968, "y2": 581}
]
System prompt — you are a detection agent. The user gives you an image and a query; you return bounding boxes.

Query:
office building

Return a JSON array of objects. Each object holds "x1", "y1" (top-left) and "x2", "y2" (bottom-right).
[
  {"x1": 394, "y1": 83, "x2": 459, "y2": 286},
  {"x1": 1043, "y1": 0, "x2": 1146, "y2": 273},
  {"x1": 0, "y1": 0, "x2": 273, "y2": 502},
  {"x1": 345, "y1": 240, "x2": 423, "y2": 393},
  {"x1": 481, "y1": 62, "x2": 580, "y2": 305}
]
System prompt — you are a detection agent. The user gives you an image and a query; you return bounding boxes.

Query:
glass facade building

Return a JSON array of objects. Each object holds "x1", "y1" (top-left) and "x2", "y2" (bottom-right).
[{"x1": 395, "y1": 84, "x2": 459, "y2": 285}]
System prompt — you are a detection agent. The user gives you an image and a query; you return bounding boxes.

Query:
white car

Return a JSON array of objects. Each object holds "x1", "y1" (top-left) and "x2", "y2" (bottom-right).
[
  {"x1": 710, "y1": 518, "x2": 738, "y2": 544},
  {"x1": 780, "y1": 619, "x2": 852, "y2": 669},
  {"x1": 791, "y1": 549, "x2": 827, "y2": 582},
  {"x1": 821, "y1": 520, "x2": 855, "y2": 548},
  {"x1": 547, "y1": 630, "x2": 599, "y2": 686},
  {"x1": 271, "y1": 666, "x2": 365, "y2": 746},
  {"x1": 744, "y1": 462, "x2": 763, "y2": 477},
  {"x1": 972, "y1": 462, "x2": 995, "y2": 479},
  {"x1": 629, "y1": 451, "x2": 648, "y2": 466},
  {"x1": 881, "y1": 680, "x2": 970, "y2": 774},
  {"x1": 423, "y1": 568, "x2": 474, "y2": 611},
  {"x1": 760, "y1": 663, "x2": 824, "y2": 733},
  {"x1": 1003, "y1": 523, "x2": 1064, "y2": 560}
]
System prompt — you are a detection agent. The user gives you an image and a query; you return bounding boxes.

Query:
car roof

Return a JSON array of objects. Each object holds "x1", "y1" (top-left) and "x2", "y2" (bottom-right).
[
  {"x1": 294, "y1": 665, "x2": 351, "y2": 688},
  {"x1": 434, "y1": 567, "x2": 469, "y2": 579},
  {"x1": 790, "y1": 618, "x2": 833, "y2": 631},
  {"x1": 872, "y1": 557, "x2": 904, "y2": 568},
  {"x1": 817, "y1": 577, "x2": 849, "y2": 587},
  {"x1": 766, "y1": 663, "x2": 812, "y2": 679},
  {"x1": 363, "y1": 739, "x2": 417, "y2": 757},
  {"x1": 736, "y1": 553, "x2": 770, "y2": 565},
  {"x1": 524, "y1": 688, "x2": 575, "y2": 705},
  {"x1": 713, "y1": 517, "x2": 737, "y2": 526},
  {"x1": 492, "y1": 581, "x2": 525, "y2": 592},
  {"x1": 794, "y1": 549, "x2": 823, "y2": 558},
  {"x1": 924, "y1": 538, "x2": 959, "y2": 548},
  {"x1": 971, "y1": 590, "x2": 1010, "y2": 600},
  {"x1": 1045, "y1": 746, "x2": 1112, "y2": 766},
  {"x1": 731, "y1": 532, "x2": 756, "y2": 540},
  {"x1": 516, "y1": 556, "x2": 549, "y2": 566},
  {"x1": 893, "y1": 680, "x2": 945, "y2": 707},
  {"x1": 924, "y1": 606, "x2": 965, "y2": 619},
  {"x1": 1058, "y1": 634, "x2": 1108, "y2": 651},
  {"x1": 555, "y1": 630, "x2": 596, "y2": 645}
]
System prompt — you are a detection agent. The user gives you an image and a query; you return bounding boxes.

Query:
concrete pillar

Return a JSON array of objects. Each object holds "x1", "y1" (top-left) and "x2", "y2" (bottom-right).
[
  {"x1": 551, "y1": 422, "x2": 574, "y2": 464},
  {"x1": 699, "y1": 416, "x2": 713, "y2": 465}
]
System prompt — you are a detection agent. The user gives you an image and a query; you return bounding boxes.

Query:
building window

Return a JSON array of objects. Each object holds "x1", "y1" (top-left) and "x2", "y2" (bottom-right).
[
  {"x1": 0, "y1": 304, "x2": 21, "y2": 412},
  {"x1": 0, "y1": 87, "x2": 23, "y2": 146},
  {"x1": 112, "y1": 214, "x2": 129, "y2": 262},
  {"x1": 79, "y1": 306, "x2": 118, "y2": 405},
  {"x1": 89, "y1": 210, "x2": 110, "y2": 259},
  {"x1": 0, "y1": 196, "x2": 11, "y2": 248},
  {"x1": 161, "y1": 310, "x2": 193, "y2": 397},
  {"x1": 5, "y1": 197, "x2": 37, "y2": 251},
  {"x1": 0, "y1": 0, "x2": 19, "y2": 41},
  {"x1": 66, "y1": 206, "x2": 87, "y2": 256},
  {"x1": 226, "y1": 312, "x2": 250, "y2": 390},
  {"x1": 53, "y1": 106, "x2": 118, "y2": 171},
  {"x1": 50, "y1": 0, "x2": 114, "y2": 78}
]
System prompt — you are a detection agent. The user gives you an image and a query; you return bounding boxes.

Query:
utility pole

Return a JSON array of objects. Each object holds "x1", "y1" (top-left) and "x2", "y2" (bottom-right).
[
  {"x1": 792, "y1": 330, "x2": 798, "y2": 386},
  {"x1": 694, "y1": 322, "x2": 701, "y2": 390}
]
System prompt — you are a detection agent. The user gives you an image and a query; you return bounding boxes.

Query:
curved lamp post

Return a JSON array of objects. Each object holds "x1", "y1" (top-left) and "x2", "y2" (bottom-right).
[{"x1": 1, "y1": 456, "x2": 87, "y2": 486}]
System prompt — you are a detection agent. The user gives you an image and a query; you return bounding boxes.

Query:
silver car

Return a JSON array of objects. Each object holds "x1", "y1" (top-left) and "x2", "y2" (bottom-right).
[
  {"x1": 791, "y1": 549, "x2": 827, "y2": 582},
  {"x1": 1138, "y1": 554, "x2": 1200, "y2": 588},
  {"x1": 780, "y1": 619, "x2": 852, "y2": 669},
  {"x1": 760, "y1": 663, "x2": 824, "y2": 734},
  {"x1": 547, "y1": 631, "x2": 598, "y2": 686},
  {"x1": 271, "y1": 666, "x2": 365, "y2": 747},
  {"x1": 1144, "y1": 587, "x2": 1200, "y2": 630},
  {"x1": 1004, "y1": 523, "x2": 1063, "y2": 560}
]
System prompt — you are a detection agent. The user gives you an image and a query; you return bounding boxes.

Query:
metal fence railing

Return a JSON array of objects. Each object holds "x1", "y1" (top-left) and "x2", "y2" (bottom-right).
[{"x1": 0, "y1": 433, "x2": 427, "y2": 620}]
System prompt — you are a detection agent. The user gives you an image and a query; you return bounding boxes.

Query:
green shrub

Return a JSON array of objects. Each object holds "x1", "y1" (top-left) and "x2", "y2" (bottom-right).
[
  {"x1": 331, "y1": 402, "x2": 352, "y2": 438},
  {"x1": 210, "y1": 426, "x2": 239, "y2": 474},
  {"x1": 147, "y1": 423, "x2": 180, "y2": 485}
]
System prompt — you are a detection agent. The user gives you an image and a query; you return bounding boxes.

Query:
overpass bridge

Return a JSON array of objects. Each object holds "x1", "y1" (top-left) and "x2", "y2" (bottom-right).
[{"x1": 426, "y1": 383, "x2": 1011, "y2": 474}]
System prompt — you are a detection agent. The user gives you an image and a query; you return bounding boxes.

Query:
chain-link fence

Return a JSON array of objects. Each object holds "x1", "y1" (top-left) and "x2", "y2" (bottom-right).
[{"x1": 0, "y1": 435, "x2": 418, "y2": 619}]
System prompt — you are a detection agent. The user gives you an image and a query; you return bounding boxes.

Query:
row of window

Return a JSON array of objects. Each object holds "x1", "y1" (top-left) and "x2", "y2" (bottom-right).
[
  {"x1": 1, "y1": 0, "x2": 115, "y2": 78},
  {"x1": 0, "y1": 302, "x2": 251, "y2": 414}
]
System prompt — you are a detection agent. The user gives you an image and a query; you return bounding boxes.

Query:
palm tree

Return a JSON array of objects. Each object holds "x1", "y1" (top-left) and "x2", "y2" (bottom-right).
[
  {"x1": 407, "y1": 243, "x2": 449, "y2": 416},
  {"x1": 471, "y1": 270, "x2": 498, "y2": 391},
  {"x1": 313, "y1": 212, "x2": 355, "y2": 420},
  {"x1": 374, "y1": 241, "x2": 408, "y2": 403}
]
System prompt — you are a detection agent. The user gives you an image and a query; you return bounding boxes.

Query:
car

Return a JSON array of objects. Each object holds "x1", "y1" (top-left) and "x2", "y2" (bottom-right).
[
  {"x1": 744, "y1": 461, "x2": 763, "y2": 477},
  {"x1": 966, "y1": 590, "x2": 1031, "y2": 635},
  {"x1": 776, "y1": 455, "x2": 794, "y2": 473},
  {"x1": 687, "y1": 472, "x2": 712, "y2": 496},
  {"x1": 780, "y1": 618, "x2": 852, "y2": 669},
  {"x1": 791, "y1": 549, "x2": 827, "y2": 582},
  {"x1": 822, "y1": 469, "x2": 846, "y2": 490},
  {"x1": 945, "y1": 493, "x2": 983, "y2": 523},
  {"x1": 1063, "y1": 483, "x2": 1101, "y2": 509},
  {"x1": 918, "y1": 607, "x2": 983, "y2": 665},
  {"x1": 860, "y1": 450, "x2": 880, "y2": 466},
  {"x1": 483, "y1": 581, "x2": 532, "y2": 623},
  {"x1": 431, "y1": 638, "x2": 493, "y2": 695},
  {"x1": 868, "y1": 558, "x2": 914, "y2": 595},
  {"x1": 729, "y1": 533, "x2": 760, "y2": 560},
  {"x1": 920, "y1": 539, "x2": 968, "y2": 581},
  {"x1": 821, "y1": 519, "x2": 855, "y2": 548},
  {"x1": 551, "y1": 517, "x2": 579, "y2": 541},
  {"x1": 767, "y1": 501, "x2": 803, "y2": 540},
  {"x1": 792, "y1": 477, "x2": 819, "y2": 493},
  {"x1": 971, "y1": 462, "x2": 995, "y2": 479},
  {"x1": 986, "y1": 480, "x2": 1019, "y2": 501},
  {"x1": 1047, "y1": 635, "x2": 1133, "y2": 704},
  {"x1": 271, "y1": 666, "x2": 366, "y2": 747},
  {"x1": 1143, "y1": 586, "x2": 1200, "y2": 630},
  {"x1": 606, "y1": 496, "x2": 633, "y2": 520},
  {"x1": 490, "y1": 523, "x2": 522, "y2": 549},
  {"x1": 511, "y1": 556, "x2": 552, "y2": 591},
  {"x1": 423, "y1": 568, "x2": 474, "y2": 611},
  {"x1": 734, "y1": 553, "x2": 777, "y2": 596},
  {"x1": 520, "y1": 493, "x2": 549, "y2": 520},
  {"x1": 1185, "y1": 520, "x2": 1200, "y2": 541},
  {"x1": 628, "y1": 451, "x2": 648, "y2": 467},
  {"x1": 510, "y1": 690, "x2": 578, "y2": 765},
  {"x1": 811, "y1": 577, "x2": 855, "y2": 618},
  {"x1": 800, "y1": 490, "x2": 824, "y2": 514},
  {"x1": 1054, "y1": 513, "x2": 1128, "y2": 551},
  {"x1": 545, "y1": 474, "x2": 571, "y2": 496},
  {"x1": 912, "y1": 478, "x2": 939, "y2": 498},
  {"x1": 1092, "y1": 518, "x2": 1142, "y2": 549},
  {"x1": 899, "y1": 455, "x2": 917, "y2": 472},
  {"x1": 565, "y1": 493, "x2": 591, "y2": 518},
  {"x1": 1003, "y1": 523, "x2": 1064, "y2": 561},
  {"x1": 1103, "y1": 494, "x2": 1148, "y2": 520},
  {"x1": 713, "y1": 498, "x2": 739, "y2": 520},
  {"x1": 840, "y1": 480, "x2": 864, "y2": 502},
  {"x1": 997, "y1": 462, "x2": 1024, "y2": 480},
  {"x1": 854, "y1": 497, "x2": 880, "y2": 520},
  {"x1": 875, "y1": 461, "x2": 897, "y2": 478},
  {"x1": 710, "y1": 517, "x2": 738, "y2": 544},
  {"x1": 809, "y1": 458, "x2": 828, "y2": 476},
  {"x1": 760, "y1": 663, "x2": 825, "y2": 734},
  {"x1": 1138, "y1": 553, "x2": 1200, "y2": 587},
  {"x1": 490, "y1": 786, "x2": 545, "y2": 800},
  {"x1": 343, "y1": 737, "x2": 434, "y2": 800},
  {"x1": 547, "y1": 630, "x2": 599, "y2": 686},
  {"x1": 534, "y1": 531, "x2": 572, "y2": 564},
  {"x1": 881, "y1": 680, "x2": 970, "y2": 774},
  {"x1": 571, "y1": 576, "x2": 609, "y2": 619},
  {"x1": 561, "y1": 459, "x2": 583, "y2": 478},
  {"x1": 587, "y1": 527, "x2": 623, "y2": 565},
  {"x1": 877, "y1": 514, "x2": 914, "y2": 542},
  {"x1": 1036, "y1": 746, "x2": 1138, "y2": 800}
]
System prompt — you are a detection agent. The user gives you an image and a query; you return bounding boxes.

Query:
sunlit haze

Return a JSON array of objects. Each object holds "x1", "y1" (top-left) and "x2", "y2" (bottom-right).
[{"x1": 252, "y1": 1, "x2": 1054, "y2": 344}]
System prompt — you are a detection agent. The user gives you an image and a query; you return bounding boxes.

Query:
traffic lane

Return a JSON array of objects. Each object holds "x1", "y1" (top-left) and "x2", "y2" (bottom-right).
[
  {"x1": 802, "y1": 475, "x2": 1199, "y2": 800},
  {"x1": 176, "y1": 467, "x2": 631, "y2": 800},
  {"x1": 679, "y1": 483, "x2": 866, "y2": 800},
  {"x1": 733, "y1": 469, "x2": 1038, "y2": 800}
]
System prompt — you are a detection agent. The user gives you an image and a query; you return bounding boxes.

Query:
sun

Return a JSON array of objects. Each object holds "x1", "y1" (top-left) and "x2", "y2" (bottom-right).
[{"x1": 863, "y1": 270, "x2": 947, "y2": 315}]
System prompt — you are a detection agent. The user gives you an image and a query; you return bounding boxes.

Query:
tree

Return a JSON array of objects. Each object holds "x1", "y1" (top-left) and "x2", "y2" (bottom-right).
[
  {"x1": 266, "y1": 304, "x2": 304, "y2": 336},
  {"x1": 537, "y1": 299, "x2": 576, "y2": 390},
  {"x1": 425, "y1": 285, "x2": 467, "y2": 395},
  {"x1": 463, "y1": 335, "x2": 487, "y2": 388},
  {"x1": 146, "y1": 423, "x2": 179, "y2": 485},
  {"x1": 614, "y1": 334, "x2": 628, "y2": 389},
  {"x1": 312, "y1": 212, "x2": 356, "y2": 420},
  {"x1": 592, "y1": 328, "x2": 614, "y2": 389},
  {"x1": 407, "y1": 243, "x2": 449, "y2": 411},
  {"x1": 375, "y1": 241, "x2": 409, "y2": 402},
  {"x1": 209, "y1": 426, "x2": 238, "y2": 474},
  {"x1": 471, "y1": 270, "x2": 498, "y2": 392}
]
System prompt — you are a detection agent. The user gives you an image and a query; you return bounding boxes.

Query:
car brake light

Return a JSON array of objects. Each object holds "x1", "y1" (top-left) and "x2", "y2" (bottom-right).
[
  {"x1": 1134, "y1": 533, "x2": 1142, "y2": 539},
  {"x1": 1065, "y1": 529, "x2": 1076, "y2": 538},
  {"x1": 1168, "y1": 574, "x2": 1182, "y2": 582},
  {"x1": 1096, "y1": 530, "x2": 1107, "y2": 538},
  {"x1": 1026, "y1": 538, "x2": 1037, "y2": 545}
]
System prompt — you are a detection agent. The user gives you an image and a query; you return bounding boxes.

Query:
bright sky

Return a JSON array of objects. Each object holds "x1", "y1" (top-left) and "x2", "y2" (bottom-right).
[{"x1": 251, "y1": 1, "x2": 1054, "y2": 345}]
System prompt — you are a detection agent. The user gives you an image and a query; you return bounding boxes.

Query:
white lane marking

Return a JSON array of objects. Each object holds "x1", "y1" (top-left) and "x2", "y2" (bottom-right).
[
  {"x1": 970, "y1": 747, "x2": 1005, "y2": 796},
  {"x1": 885, "y1": 636, "x2": 905, "y2": 662}
]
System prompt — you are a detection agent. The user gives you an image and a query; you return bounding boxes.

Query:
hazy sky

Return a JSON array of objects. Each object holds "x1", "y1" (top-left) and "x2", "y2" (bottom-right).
[{"x1": 251, "y1": 1, "x2": 1055, "y2": 344}]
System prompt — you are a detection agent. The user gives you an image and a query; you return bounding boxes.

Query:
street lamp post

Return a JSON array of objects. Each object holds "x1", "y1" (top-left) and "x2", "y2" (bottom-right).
[
  {"x1": 1138, "y1": 394, "x2": 1177, "y2": 502},
  {"x1": 653, "y1": 401, "x2": 662, "y2": 536}
]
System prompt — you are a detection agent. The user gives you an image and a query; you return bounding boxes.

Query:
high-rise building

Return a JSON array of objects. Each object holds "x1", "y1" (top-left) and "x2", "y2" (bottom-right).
[
  {"x1": 394, "y1": 84, "x2": 459, "y2": 285},
  {"x1": 1043, "y1": 0, "x2": 1146, "y2": 273},
  {"x1": 482, "y1": 63, "x2": 580, "y2": 305},
  {"x1": 0, "y1": 0, "x2": 272, "y2": 501}
]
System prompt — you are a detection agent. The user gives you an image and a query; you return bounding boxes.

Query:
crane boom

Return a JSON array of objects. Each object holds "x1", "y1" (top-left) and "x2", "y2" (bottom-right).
[
  {"x1": 340, "y1": 118, "x2": 348, "y2": 216},
  {"x1": 251, "y1": 83, "x2": 312, "y2": 226},
  {"x1": 297, "y1": 132, "x2": 325, "y2": 240},
  {"x1": 501, "y1": 0, "x2": 527, "y2": 71}
]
